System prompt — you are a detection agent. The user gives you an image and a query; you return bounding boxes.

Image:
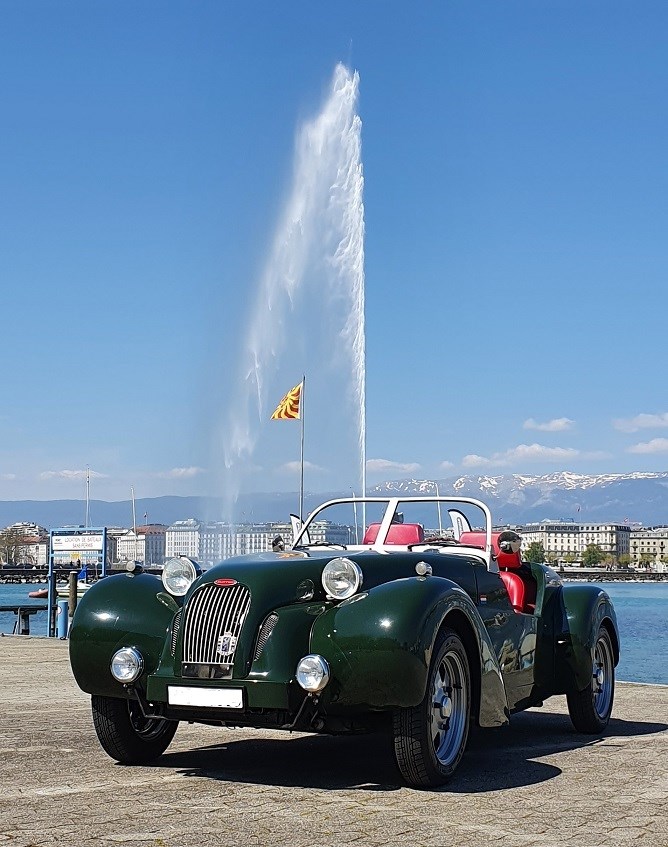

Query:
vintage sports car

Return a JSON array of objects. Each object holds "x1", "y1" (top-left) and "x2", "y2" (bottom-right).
[{"x1": 69, "y1": 496, "x2": 619, "y2": 788}]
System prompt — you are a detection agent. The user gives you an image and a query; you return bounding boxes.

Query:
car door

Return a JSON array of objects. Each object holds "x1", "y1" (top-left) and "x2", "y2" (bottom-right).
[{"x1": 476, "y1": 568, "x2": 538, "y2": 710}]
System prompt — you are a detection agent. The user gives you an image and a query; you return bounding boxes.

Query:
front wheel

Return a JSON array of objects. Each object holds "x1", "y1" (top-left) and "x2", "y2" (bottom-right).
[
  {"x1": 393, "y1": 629, "x2": 471, "y2": 788},
  {"x1": 567, "y1": 625, "x2": 615, "y2": 733},
  {"x1": 91, "y1": 695, "x2": 178, "y2": 763}
]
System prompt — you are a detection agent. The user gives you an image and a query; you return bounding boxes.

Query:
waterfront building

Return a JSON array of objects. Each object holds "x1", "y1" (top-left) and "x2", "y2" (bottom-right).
[
  {"x1": 579, "y1": 523, "x2": 631, "y2": 559},
  {"x1": 104, "y1": 526, "x2": 128, "y2": 567},
  {"x1": 165, "y1": 518, "x2": 354, "y2": 568},
  {"x1": 629, "y1": 527, "x2": 668, "y2": 571},
  {"x1": 521, "y1": 522, "x2": 580, "y2": 560},
  {"x1": 165, "y1": 519, "x2": 202, "y2": 560},
  {"x1": 519, "y1": 521, "x2": 631, "y2": 564},
  {"x1": 0, "y1": 522, "x2": 49, "y2": 566},
  {"x1": 116, "y1": 524, "x2": 167, "y2": 568}
]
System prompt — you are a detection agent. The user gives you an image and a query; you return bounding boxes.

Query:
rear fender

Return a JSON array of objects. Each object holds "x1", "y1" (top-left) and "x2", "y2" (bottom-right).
[
  {"x1": 555, "y1": 584, "x2": 620, "y2": 693},
  {"x1": 310, "y1": 576, "x2": 508, "y2": 726},
  {"x1": 69, "y1": 572, "x2": 179, "y2": 698}
]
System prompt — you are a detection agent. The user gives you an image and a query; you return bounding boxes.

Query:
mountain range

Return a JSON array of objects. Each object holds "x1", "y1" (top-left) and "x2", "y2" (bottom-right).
[{"x1": 2, "y1": 471, "x2": 668, "y2": 529}]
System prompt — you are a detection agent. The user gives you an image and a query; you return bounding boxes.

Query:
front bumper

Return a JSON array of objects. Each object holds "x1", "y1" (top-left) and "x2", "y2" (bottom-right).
[{"x1": 146, "y1": 672, "x2": 293, "y2": 712}]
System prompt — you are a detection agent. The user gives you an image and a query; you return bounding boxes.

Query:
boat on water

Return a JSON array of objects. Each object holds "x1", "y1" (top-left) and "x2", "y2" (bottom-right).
[
  {"x1": 25, "y1": 583, "x2": 89, "y2": 601},
  {"x1": 56, "y1": 581, "x2": 90, "y2": 599}
]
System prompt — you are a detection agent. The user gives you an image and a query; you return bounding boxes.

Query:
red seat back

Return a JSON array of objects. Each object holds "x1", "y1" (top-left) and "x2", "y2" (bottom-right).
[
  {"x1": 458, "y1": 531, "x2": 522, "y2": 569},
  {"x1": 458, "y1": 531, "x2": 487, "y2": 549},
  {"x1": 500, "y1": 571, "x2": 526, "y2": 613},
  {"x1": 362, "y1": 523, "x2": 425, "y2": 545},
  {"x1": 460, "y1": 530, "x2": 532, "y2": 612}
]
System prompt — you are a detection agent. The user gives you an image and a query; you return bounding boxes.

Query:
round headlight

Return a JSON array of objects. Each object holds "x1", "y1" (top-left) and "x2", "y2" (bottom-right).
[
  {"x1": 321, "y1": 557, "x2": 363, "y2": 600},
  {"x1": 110, "y1": 647, "x2": 144, "y2": 683},
  {"x1": 162, "y1": 556, "x2": 198, "y2": 597},
  {"x1": 296, "y1": 654, "x2": 330, "y2": 692}
]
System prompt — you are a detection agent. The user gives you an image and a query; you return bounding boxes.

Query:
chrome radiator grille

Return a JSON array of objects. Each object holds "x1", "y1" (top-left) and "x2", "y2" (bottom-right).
[
  {"x1": 181, "y1": 582, "x2": 251, "y2": 666},
  {"x1": 253, "y1": 612, "x2": 279, "y2": 660},
  {"x1": 170, "y1": 609, "x2": 183, "y2": 656}
]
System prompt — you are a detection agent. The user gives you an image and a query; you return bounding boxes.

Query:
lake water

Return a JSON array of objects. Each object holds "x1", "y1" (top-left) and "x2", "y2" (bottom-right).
[{"x1": 1, "y1": 579, "x2": 666, "y2": 685}]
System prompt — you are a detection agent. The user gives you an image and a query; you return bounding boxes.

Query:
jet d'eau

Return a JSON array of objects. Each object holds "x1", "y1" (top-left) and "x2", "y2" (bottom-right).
[{"x1": 215, "y1": 63, "x2": 366, "y2": 521}]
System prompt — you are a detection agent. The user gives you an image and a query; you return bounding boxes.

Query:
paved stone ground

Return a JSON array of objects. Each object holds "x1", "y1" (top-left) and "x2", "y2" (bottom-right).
[{"x1": 0, "y1": 636, "x2": 666, "y2": 847}]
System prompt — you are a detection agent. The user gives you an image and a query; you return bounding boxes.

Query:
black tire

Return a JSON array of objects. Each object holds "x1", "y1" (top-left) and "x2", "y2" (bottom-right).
[
  {"x1": 393, "y1": 629, "x2": 471, "y2": 788},
  {"x1": 91, "y1": 695, "x2": 178, "y2": 764},
  {"x1": 567, "y1": 625, "x2": 615, "y2": 734}
]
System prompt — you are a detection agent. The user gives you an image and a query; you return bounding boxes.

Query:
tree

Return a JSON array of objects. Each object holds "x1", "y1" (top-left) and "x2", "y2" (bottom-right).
[
  {"x1": 563, "y1": 553, "x2": 576, "y2": 564},
  {"x1": 581, "y1": 544, "x2": 605, "y2": 568},
  {"x1": 0, "y1": 526, "x2": 29, "y2": 566},
  {"x1": 525, "y1": 541, "x2": 546, "y2": 564},
  {"x1": 618, "y1": 554, "x2": 631, "y2": 567}
]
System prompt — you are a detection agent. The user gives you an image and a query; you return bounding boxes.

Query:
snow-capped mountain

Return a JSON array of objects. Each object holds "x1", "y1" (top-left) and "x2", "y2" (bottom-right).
[
  {"x1": 369, "y1": 471, "x2": 668, "y2": 525},
  {"x1": 2, "y1": 471, "x2": 668, "y2": 528}
]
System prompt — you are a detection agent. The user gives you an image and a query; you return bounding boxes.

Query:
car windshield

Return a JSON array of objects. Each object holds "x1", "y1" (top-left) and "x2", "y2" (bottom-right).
[{"x1": 292, "y1": 496, "x2": 490, "y2": 549}]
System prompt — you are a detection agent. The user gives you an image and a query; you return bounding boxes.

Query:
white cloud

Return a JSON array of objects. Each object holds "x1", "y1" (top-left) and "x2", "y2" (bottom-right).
[
  {"x1": 523, "y1": 417, "x2": 575, "y2": 432},
  {"x1": 461, "y1": 454, "x2": 496, "y2": 468},
  {"x1": 506, "y1": 444, "x2": 580, "y2": 462},
  {"x1": 366, "y1": 458, "x2": 421, "y2": 474},
  {"x1": 627, "y1": 438, "x2": 668, "y2": 454},
  {"x1": 280, "y1": 460, "x2": 325, "y2": 474},
  {"x1": 40, "y1": 469, "x2": 108, "y2": 480},
  {"x1": 462, "y1": 443, "x2": 607, "y2": 468},
  {"x1": 156, "y1": 467, "x2": 206, "y2": 479},
  {"x1": 439, "y1": 460, "x2": 454, "y2": 471},
  {"x1": 613, "y1": 412, "x2": 668, "y2": 433},
  {"x1": 1, "y1": 473, "x2": 16, "y2": 480}
]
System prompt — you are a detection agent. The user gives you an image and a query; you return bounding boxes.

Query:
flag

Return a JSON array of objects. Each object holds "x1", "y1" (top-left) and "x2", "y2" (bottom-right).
[{"x1": 271, "y1": 382, "x2": 302, "y2": 420}]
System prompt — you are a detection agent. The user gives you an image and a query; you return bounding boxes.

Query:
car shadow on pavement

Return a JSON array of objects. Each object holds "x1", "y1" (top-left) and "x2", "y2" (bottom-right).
[
  {"x1": 145, "y1": 707, "x2": 666, "y2": 793},
  {"x1": 449, "y1": 709, "x2": 667, "y2": 793}
]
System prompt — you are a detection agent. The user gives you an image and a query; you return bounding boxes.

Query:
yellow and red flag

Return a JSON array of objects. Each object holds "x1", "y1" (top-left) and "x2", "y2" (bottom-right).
[{"x1": 270, "y1": 381, "x2": 302, "y2": 420}]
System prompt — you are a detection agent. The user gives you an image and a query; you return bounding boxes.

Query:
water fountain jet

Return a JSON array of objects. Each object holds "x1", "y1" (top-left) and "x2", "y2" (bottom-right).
[{"x1": 217, "y1": 64, "x2": 366, "y2": 521}]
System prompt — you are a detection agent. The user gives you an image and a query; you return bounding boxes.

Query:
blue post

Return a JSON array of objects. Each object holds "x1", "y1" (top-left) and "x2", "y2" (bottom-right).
[{"x1": 57, "y1": 600, "x2": 69, "y2": 639}]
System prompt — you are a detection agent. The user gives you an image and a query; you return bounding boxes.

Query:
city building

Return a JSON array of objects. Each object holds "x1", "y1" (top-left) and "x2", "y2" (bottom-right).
[
  {"x1": 0, "y1": 522, "x2": 49, "y2": 566},
  {"x1": 520, "y1": 522, "x2": 580, "y2": 560},
  {"x1": 165, "y1": 519, "x2": 202, "y2": 560},
  {"x1": 116, "y1": 524, "x2": 167, "y2": 568},
  {"x1": 165, "y1": 518, "x2": 353, "y2": 568},
  {"x1": 629, "y1": 527, "x2": 668, "y2": 570},
  {"x1": 519, "y1": 521, "x2": 631, "y2": 564}
]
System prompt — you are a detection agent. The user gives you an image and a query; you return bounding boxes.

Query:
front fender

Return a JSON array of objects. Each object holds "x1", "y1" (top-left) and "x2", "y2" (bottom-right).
[
  {"x1": 555, "y1": 583, "x2": 620, "y2": 693},
  {"x1": 69, "y1": 572, "x2": 178, "y2": 698},
  {"x1": 310, "y1": 576, "x2": 508, "y2": 726}
]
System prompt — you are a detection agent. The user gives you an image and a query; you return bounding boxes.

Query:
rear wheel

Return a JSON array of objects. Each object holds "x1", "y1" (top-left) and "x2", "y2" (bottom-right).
[
  {"x1": 567, "y1": 626, "x2": 615, "y2": 733},
  {"x1": 393, "y1": 629, "x2": 471, "y2": 787},
  {"x1": 91, "y1": 695, "x2": 178, "y2": 763}
]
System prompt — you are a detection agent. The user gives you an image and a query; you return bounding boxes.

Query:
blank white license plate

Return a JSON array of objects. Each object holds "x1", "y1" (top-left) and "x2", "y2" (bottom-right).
[{"x1": 167, "y1": 686, "x2": 243, "y2": 709}]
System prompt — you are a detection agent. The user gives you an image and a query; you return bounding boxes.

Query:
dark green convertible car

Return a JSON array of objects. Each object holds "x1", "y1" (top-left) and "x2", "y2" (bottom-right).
[{"x1": 69, "y1": 496, "x2": 619, "y2": 787}]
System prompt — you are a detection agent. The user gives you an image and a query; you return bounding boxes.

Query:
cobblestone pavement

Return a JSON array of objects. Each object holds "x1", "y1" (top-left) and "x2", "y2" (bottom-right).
[{"x1": 0, "y1": 637, "x2": 666, "y2": 847}]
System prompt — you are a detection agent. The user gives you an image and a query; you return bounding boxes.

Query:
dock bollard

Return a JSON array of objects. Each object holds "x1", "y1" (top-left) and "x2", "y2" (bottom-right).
[{"x1": 56, "y1": 600, "x2": 69, "y2": 639}]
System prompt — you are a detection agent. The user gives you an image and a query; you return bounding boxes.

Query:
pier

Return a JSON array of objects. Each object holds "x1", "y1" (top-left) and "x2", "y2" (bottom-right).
[{"x1": 0, "y1": 638, "x2": 666, "y2": 846}]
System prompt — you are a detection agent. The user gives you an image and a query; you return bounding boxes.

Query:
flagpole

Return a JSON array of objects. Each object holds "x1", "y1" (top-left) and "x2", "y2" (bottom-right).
[{"x1": 299, "y1": 376, "x2": 305, "y2": 520}]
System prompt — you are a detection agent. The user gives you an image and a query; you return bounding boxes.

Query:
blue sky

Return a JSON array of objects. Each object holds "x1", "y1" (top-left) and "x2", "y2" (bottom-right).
[{"x1": 1, "y1": 1, "x2": 668, "y2": 502}]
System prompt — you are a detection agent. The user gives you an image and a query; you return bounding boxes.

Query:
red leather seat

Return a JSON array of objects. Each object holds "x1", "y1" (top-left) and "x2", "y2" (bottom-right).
[
  {"x1": 459, "y1": 531, "x2": 535, "y2": 614},
  {"x1": 499, "y1": 571, "x2": 526, "y2": 613},
  {"x1": 362, "y1": 523, "x2": 425, "y2": 545},
  {"x1": 496, "y1": 544, "x2": 527, "y2": 613},
  {"x1": 458, "y1": 531, "x2": 487, "y2": 549}
]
